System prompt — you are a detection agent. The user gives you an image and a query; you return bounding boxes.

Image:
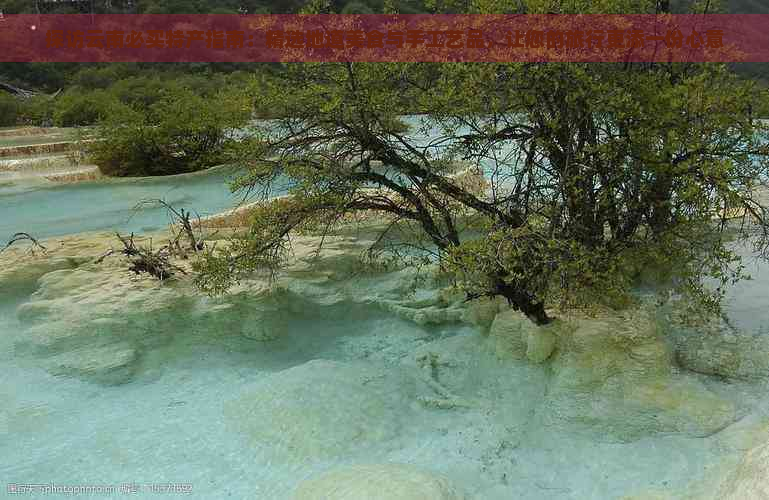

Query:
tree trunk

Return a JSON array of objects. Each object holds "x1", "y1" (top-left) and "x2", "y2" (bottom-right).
[{"x1": 492, "y1": 274, "x2": 553, "y2": 325}]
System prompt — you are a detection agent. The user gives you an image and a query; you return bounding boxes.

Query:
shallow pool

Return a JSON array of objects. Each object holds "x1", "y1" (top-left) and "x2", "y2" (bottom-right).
[{"x1": 0, "y1": 166, "x2": 289, "y2": 243}]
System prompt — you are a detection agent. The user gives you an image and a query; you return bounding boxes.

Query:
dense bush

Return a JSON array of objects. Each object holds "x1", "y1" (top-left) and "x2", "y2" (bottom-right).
[
  {"x1": 0, "y1": 93, "x2": 20, "y2": 127},
  {"x1": 15, "y1": 95, "x2": 54, "y2": 126},
  {"x1": 68, "y1": 64, "x2": 141, "y2": 90},
  {"x1": 91, "y1": 89, "x2": 251, "y2": 176},
  {"x1": 52, "y1": 89, "x2": 122, "y2": 127},
  {"x1": 109, "y1": 77, "x2": 182, "y2": 110}
]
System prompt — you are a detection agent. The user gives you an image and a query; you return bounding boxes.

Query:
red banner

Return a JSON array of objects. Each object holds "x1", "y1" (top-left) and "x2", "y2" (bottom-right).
[{"x1": 0, "y1": 14, "x2": 765, "y2": 62}]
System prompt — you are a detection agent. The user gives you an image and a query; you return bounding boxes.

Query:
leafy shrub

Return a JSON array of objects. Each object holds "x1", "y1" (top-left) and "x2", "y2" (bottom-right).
[
  {"x1": 0, "y1": 93, "x2": 20, "y2": 126},
  {"x1": 341, "y1": 1, "x2": 375, "y2": 13},
  {"x1": 109, "y1": 76, "x2": 183, "y2": 110},
  {"x1": 68, "y1": 64, "x2": 140, "y2": 90},
  {"x1": 15, "y1": 95, "x2": 54, "y2": 126},
  {"x1": 52, "y1": 89, "x2": 121, "y2": 127},
  {"x1": 91, "y1": 88, "x2": 251, "y2": 177}
]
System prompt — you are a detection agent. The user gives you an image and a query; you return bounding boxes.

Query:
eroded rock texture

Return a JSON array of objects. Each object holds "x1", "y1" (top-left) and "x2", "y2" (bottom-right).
[{"x1": 292, "y1": 463, "x2": 468, "y2": 500}]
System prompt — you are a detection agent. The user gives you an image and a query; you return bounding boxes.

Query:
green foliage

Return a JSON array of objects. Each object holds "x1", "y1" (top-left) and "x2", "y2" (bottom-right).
[
  {"x1": 0, "y1": 63, "x2": 264, "y2": 128},
  {"x1": 52, "y1": 88, "x2": 122, "y2": 127},
  {"x1": 445, "y1": 227, "x2": 634, "y2": 312},
  {"x1": 195, "y1": 55, "x2": 769, "y2": 324},
  {"x1": 340, "y1": 1, "x2": 376, "y2": 12},
  {"x1": 14, "y1": 95, "x2": 54, "y2": 126},
  {"x1": 67, "y1": 64, "x2": 141, "y2": 90},
  {"x1": 0, "y1": 93, "x2": 19, "y2": 127},
  {"x1": 91, "y1": 88, "x2": 252, "y2": 176},
  {"x1": 108, "y1": 76, "x2": 179, "y2": 110}
]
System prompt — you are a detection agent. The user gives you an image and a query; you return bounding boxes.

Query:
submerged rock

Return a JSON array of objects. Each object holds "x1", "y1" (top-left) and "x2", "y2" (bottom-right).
[
  {"x1": 45, "y1": 342, "x2": 138, "y2": 386},
  {"x1": 619, "y1": 417, "x2": 769, "y2": 500},
  {"x1": 224, "y1": 360, "x2": 413, "y2": 463},
  {"x1": 545, "y1": 306, "x2": 736, "y2": 441},
  {"x1": 191, "y1": 290, "x2": 288, "y2": 342},
  {"x1": 488, "y1": 309, "x2": 529, "y2": 360},
  {"x1": 718, "y1": 439, "x2": 769, "y2": 499},
  {"x1": 0, "y1": 231, "x2": 749, "y2": 447},
  {"x1": 380, "y1": 300, "x2": 465, "y2": 327},
  {"x1": 486, "y1": 304, "x2": 740, "y2": 442},
  {"x1": 15, "y1": 261, "x2": 192, "y2": 356},
  {"x1": 7, "y1": 232, "x2": 444, "y2": 385},
  {"x1": 292, "y1": 463, "x2": 468, "y2": 500},
  {"x1": 619, "y1": 492, "x2": 679, "y2": 500},
  {"x1": 525, "y1": 322, "x2": 558, "y2": 363},
  {"x1": 671, "y1": 316, "x2": 769, "y2": 381}
]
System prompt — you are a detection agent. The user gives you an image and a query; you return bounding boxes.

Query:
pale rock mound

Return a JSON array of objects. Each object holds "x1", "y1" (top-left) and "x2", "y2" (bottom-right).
[
  {"x1": 0, "y1": 232, "x2": 116, "y2": 297},
  {"x1": 489, "y1": 305, "x2": 737, "y2": 441},
  {"x1": 488, "y1": 309, "x2": 559, "y2": 363},
  {"x1": 6, "y1": 233, "x2": 344, "y2": 384},
  {"x1": 191, "y1": 289, "x2": 288, "y2": 341},
  {"x1": 292, "y1": 463, "x2": 468, "y2": 500},
  {"x1": 544, "y1": 306, "x2": 736, "y2": 441},
  {"x1": 462, "y1": 296, "x2": 507, "y2": 335},
  {"x1": 378, "y1": 288, "x2": 466, "y2": 327},
  {"x1": 224, "y1": 360, "x2": 413, "y2": 463},
  {"x1": 15, "y1": 262, "x2": 193, "y2": 354}
]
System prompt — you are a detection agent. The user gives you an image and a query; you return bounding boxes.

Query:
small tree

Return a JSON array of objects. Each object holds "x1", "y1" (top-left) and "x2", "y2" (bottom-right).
[{"x1": 196, "y1": 6, "x2": 769, "y2": 325}]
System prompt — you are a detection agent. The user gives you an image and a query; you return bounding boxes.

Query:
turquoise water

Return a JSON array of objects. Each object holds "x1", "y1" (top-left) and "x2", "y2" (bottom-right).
[
  {"x1": 0, "y1": 166, "x2": 289, "y2": 243},
  {"x1": 1, "y1": 136, "x2": 769, "y2": 499}
]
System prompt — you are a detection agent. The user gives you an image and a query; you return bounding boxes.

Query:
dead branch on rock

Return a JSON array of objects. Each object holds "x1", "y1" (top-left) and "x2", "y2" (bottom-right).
[
  {"x1": 93, "y1": 249, "x2": 114, "y2": 264},
  {"x1": 0, "y1": 232, "x2": 47, "y2": 255},
  {"x1": 116, "y1": 199, "x2": 214, "y2": 280},
  {"x1": 132, "y1": 199, "x2": 206, "y2": 257},
  {"x1": 116, "y1": 232, "x2": 186, "y2": 281},
  {"x1": 116, "y1": 232, "x2": 140, "y2": 256}
]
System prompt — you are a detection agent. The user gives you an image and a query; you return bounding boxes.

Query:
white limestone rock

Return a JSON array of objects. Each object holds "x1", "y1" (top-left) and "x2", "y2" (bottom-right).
[
  {"x1": 525, "y1": 323, "x2": 558, "y2": 363},
  {"x1": 462, "y1": 296, "x2": 506, "y2": 335},
  {"x1": 15, "y1": 264, "x2": 188, "y2": 355},
  {"x1": 7, "y1": 232, "x2": 439, "y2": 385},
  {"x1": 488, "y1": 309, "x2": 560, "y2": 363},
  {"x1": 285, "y1": 236, "x2": 372, "y2": 281},
  {"x1": 224, "y1": 360, "x2": 414, "y2": 463},
  {"x1": 488, "y1": 309, "x2": 529, "y2": 360},
  {"x1": 545, "y1": 306, "x2": 736, "y2": 441},
  {"x1": 292, "y1": 463, "x2": 468, "y2": 500},
  {"x1": 0, "y1": 232, "x2": 116, "y2": 292},
  {"x1": 191, "y1": 288, "x2": 287, "y2": 341},
  {"x1": 381, "y1": 301, "x2": 465, "y2": 326}
]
